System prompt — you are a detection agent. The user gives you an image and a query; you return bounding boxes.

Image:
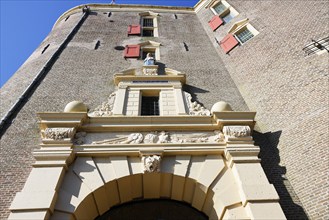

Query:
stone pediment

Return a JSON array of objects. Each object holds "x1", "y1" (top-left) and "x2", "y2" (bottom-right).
[
  {"x1": 138, "y1": 11, "x2": 159, "y2": 17},
  {"x1": 138, "y1": 40, "x2": 161, "y2": 47},
  {"x1": 228, "y1": 18, "x2": 249, "y2": 34}
]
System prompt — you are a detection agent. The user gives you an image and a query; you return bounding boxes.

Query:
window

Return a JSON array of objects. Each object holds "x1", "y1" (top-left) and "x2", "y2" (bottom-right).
[
  {"x1": 222, "y1": 12, "x2": 234, "y2": 24},
  {"x1": 143, "y1": 29, "x2": 154, "y2": 37},
  {"x1": 210, "y1": 1, "x2": 239, "y2": 26},
  {"x1": 143, "y1": 18, "x2": 154, "y2": 27},
  {"x1": 142, "y1": 17, "x2": 154, "y2": 37},
  {"x1": 124, "y1": 41, "x2": 160, "y2": 60},
  {"x1": 213, "y1": 2, "x2": 226, "y2": 14},
  {"x1": 236, "y1": 28, "x2": 254, "y2": 43},
  {"x1": 140, "y1": 41, "x2": 161, "y2": 60},
  {"x1": 139, "y1": 11, "x2": 159, "y2": 37},
  {"x1": 229, "y1": 19, "x2": 259, "y2": 44},
  {"x1": 219, "y1": 19, "x2": 259, "y2": 53},
  {"x1": 303, "y1": 36, "x2": 329, "y2": 55},
  {"x1": 142, "y1": 50, "x2": 155, "y2": 60},
  {"x1": 141, "y1": 96, "x2": 159, "y2": 116}
]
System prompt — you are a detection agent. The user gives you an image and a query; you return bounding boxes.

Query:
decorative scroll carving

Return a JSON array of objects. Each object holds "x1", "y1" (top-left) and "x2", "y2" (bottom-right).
[
  {"x1": 223, "y1": 126, "x2": 251, "y2": 138},
  {"x1": 89, "y1": 92, "x2": 116, "y2": 117},
  {"x1": 43, "y1": 128, "x2": 75, "y2": 140},
  {"x1": 91, "y1": 131, "x2": 224, "y2": 145},
  {"x1": 142, "y1": 155, "x2": 161, "y2": 173},
  {"x1": 74, "y1": 132, "x2": 87, "y2": 145},
  {"x1": 184, "y1": 92, "x2": 211, "y2": 116}
]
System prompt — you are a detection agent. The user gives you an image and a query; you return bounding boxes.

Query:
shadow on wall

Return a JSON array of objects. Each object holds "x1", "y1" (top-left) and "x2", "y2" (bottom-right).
[
  {"x1": 253, "y1": 131, "x2": 309, "y2": 220},
  {"x1": 155, "y1": 62, "x2": 166, "y2": 75},
  {"x1": 183, "y1": 84, "x2": 209, "y2": 107}
]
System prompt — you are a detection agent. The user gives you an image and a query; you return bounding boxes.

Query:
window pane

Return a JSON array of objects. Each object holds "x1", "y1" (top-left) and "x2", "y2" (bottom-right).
[
  {"x1": 214, "y1": 3, "x2": 226, "y2": 14},
  {"x1": 143, "y1": 18, "x2": 154, "y2": 27},
  {"x1": 142, "y1": 51, "x2": 155, "y2": 59},
  {"x1": 141, "y1": 96, "x2": 159, "y2": 116},
  {"x1": 222, "y1": 13, "x2": 233, "y2": 24},
  {"x1": 236, "y1": 29, "x2": 254, "y2": 43},
  {"x1": 143, "y1": 29, "x2": 154, "y2": 37}
]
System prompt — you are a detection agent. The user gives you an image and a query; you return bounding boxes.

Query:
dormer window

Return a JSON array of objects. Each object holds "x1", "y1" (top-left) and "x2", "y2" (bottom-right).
[
  {"x1": 124, "y1": 41, "x2": 160, "y2": 61},
  {"x1": 235, "y1": 27, "x2": 254, "y2": 44},
  {"x1": 213, "y1": 2, "x2": 226, "y2": 14},
  {"x1": 139, "y1": 11, "x2": 159, "y2": 37},
  {"x1": 208, "y1": 0, "x2": 239, "y2": 29},
  {"x1": 219, "y1": 19, "x2": 259, "y2": 53}
]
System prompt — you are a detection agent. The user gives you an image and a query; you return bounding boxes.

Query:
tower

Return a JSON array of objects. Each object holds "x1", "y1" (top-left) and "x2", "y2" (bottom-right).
[{"x1": 1, "y1": 1, "x2": 328, "y2": 219}]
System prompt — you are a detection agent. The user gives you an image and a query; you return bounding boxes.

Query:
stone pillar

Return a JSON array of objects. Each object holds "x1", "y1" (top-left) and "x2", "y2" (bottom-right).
[
  {"x1": 223, "y1": 125, "x2": 286, "y2": 220},
  {"x1": 173, "y1": 83, "x2": 187, "y2": 115},
  {"x1": 113, "y1": 83, "x2": 128, "y2": 115}
]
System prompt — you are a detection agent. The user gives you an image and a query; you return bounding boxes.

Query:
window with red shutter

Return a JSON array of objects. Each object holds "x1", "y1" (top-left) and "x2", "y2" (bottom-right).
[
  {"x1": 128, "y1": 25, "x2": 141, "y2": 35},
  {"x1": 124, "y1": 45, "x2": 141, "y2": 58},
  {"x1": 208, "y1": 15, "x2": 223, "y2": 31},
  {"x1": 220, "y1": 34, "x2": 239, "y2": 53}
]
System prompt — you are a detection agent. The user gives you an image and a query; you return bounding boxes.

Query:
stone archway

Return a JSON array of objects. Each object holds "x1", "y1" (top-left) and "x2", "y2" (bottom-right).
[
  {"x1": 95, "y1": 199, "x2": 209, "y2": 220},
  {"x1": 50, "y1": 155, "x2": 249, "y2": 220}
]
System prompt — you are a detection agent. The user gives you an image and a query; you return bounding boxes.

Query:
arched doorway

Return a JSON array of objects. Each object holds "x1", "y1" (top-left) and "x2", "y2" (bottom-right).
[{"x1": 95, "y1": 199, "x2": 208, "y2": 220}]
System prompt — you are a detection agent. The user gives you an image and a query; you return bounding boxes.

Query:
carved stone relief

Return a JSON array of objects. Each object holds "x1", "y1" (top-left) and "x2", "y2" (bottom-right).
[
  {"x1": 144, "y1": 133, "x2": 158, "y2": 143},
  {"x1": 142, "y1": 155, "x2": 161, "y2": 173},
  {"x1": 223, "y1": 126, "x2": 251, "y2": 138},
  {"x1": 43, "y1": 128, "x2": 76, "y2": 140},
  {"x1": 89, "y1": 92, "x2": 116, "y2": 117},
  {"x1": 184, "y1": 92, "x2": 211, "y2": 116},
  {"x1": 74, "y1": 132, "x2": 87, "y2": 145},
  {"x1": 90, "y1": 131, "x2": 223, "y2": 145}
]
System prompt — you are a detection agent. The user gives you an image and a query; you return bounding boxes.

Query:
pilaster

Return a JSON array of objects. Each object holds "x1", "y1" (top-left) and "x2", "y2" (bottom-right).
[
  {"x1": 9, "y1": 113, "x2": 87, "y2": 220},
  {"x1": 223, "y1": 125, "x2": 286, "y2": 220}
]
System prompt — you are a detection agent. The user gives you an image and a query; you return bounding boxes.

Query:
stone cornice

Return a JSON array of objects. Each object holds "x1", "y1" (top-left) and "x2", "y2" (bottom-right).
[
  {"x1": 74, "y1": 144, "x2": 226, "y2": 157},
  {"x1": 37, "y1": 112, "x2": 256, "y2": 132},
  {"x1": 53, "y1": 4, "x2": 195, "y2": 29}
]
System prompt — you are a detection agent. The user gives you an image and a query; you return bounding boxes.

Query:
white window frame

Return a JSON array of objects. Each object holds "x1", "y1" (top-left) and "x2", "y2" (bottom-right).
[
  {"x1": 139, "y1": 41, "x2": 161, "y2": 61},
  {"x1": 139, "y1": 11, "x2": 159, "y2": 37},
  {"x1": 228, "y1": 19, "x2": 259, "y2": 45},
  {"x1": 210, "y1": 0, "x2": 239, "y2": 24}
]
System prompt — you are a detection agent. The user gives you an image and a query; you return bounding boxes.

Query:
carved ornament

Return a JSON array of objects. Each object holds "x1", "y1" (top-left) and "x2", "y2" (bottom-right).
[
  {"x1": 91, "y1": 131, "x2": 223, "y2": 145},
  {"x1": 223, "y1": 126, "x2": 251, "y2": 138},
  {"x1": 74, "y1": 132, "x2": 87, "y2": 145},
  {"x1": 142, "y1": 155, "x2": 161, "y2": 173},
  {"x1": 89, "y1": 92, "x2": 116, "y2": 117},
  {"x1": 43, "y1": 128, "x2": 76, "y2": 140},
  {"x1": 184, "y1": 92, "x2": 211, "y2": 116}
]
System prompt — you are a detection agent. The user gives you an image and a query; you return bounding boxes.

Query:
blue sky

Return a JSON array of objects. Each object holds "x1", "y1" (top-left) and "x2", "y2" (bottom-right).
[{"x1": 0, "y1": 0, "x2": 197, "y2": 87}]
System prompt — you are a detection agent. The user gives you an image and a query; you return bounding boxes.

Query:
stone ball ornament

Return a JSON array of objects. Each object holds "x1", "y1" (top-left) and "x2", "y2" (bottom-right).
[
  {"x1": 211, "y1": 101, "x2": 233, "y2": 113},
  {"x1": 64, "y1": 101, "x2": 88, "y2": 112}
]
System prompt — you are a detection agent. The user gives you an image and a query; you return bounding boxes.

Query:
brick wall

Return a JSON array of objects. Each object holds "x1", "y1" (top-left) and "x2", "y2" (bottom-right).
[
  {"x1": 196, "y1": 0, "x2": 328, "y2": 219},
  {"x1": 0, "y1": 6, "x2": 248, "y2": 219}
]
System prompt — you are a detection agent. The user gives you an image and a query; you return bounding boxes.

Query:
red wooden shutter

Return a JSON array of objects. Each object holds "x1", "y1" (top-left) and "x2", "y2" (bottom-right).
[
  {"x1": 127, "y1": 25, "x2": 141, "y2": 35},
  {"x1": 124, "y1": 45, "x2": 141, "y2": 58},
  {"x1": 208, "y1": 15, "x2": 223, "y2": 31},
  {"x1": 220, "y1": 34, "x2": 239, "y2": 53}
]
